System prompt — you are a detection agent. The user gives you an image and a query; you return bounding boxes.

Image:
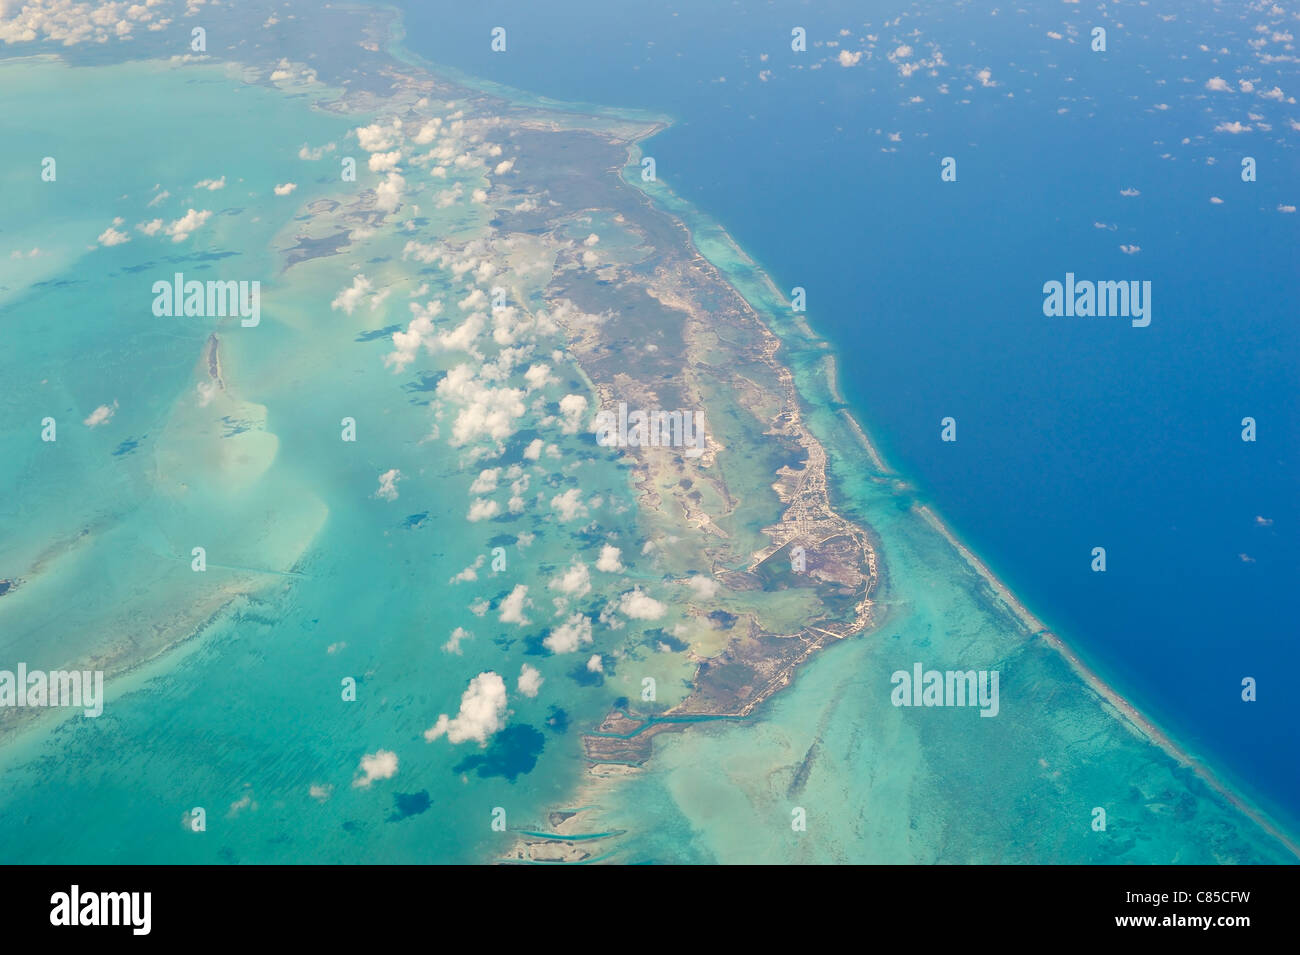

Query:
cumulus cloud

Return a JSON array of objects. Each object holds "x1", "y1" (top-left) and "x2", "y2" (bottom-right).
[
  {"x1": 309, "y1": 783, "x2": 333, "y2": 802},
  {"x1": 586, "y1": 654, "x2": 604, "y2": 673},
  {"x1": 499, "y1": 584, "x2": 531, "y2": 625},
  {"x1": 97, "y1": 225, "x2": 130, "y2": 247},
  {"x1": 383, "y1": 299, "x2": 444, "y2": 373},
  {"x1": 423, "y1": 672, "x2": 507, "y2": 745},
  {"x1": 543, "y1": 613, "x2": 593, "y2": 654},
  {"x1": 683, "y1": 575, "x2": 720, "y2": 599},
  {"x1": 838, "y1": 50, "x2": 862, "y2": 67},
  {"x1": 619, "y1": 587, "x2": 667, "y2": 620},
  {"x1": 467, "y1": 498, "x2": 500, "y2": 521},
  {"x1": 1205, "y1": 77, "x2": 1233, "y2": 92},
  {"x1": 164, "y1": 208, "x2": 212, "y2": 242},
  {"x1": 550, "y1": 488, "x2": 588, "y2": 522},
  {"x1": 524, "y1": 363, "x2": 558, "y2": 391},
  {"x1": 517, "y1": 664, "x2": 543, "y2": 698},
  {"x1": 469, "y1": 468, "x2": 500, "y2": 494},
  {"x1": 352, "y1": 749, "x2": 398, "y2": 787},
  {"x1": 436, "y1": 363, "x2": 527, "y2": 447},
  {"x1": 83, "y1": 401, "x2": 118, "y2": 428},
  {"x1": 195, "y1": 176, "x2": 226, "y2": 191},
  {"x1": 331, "y1": 274, "x2": 382, "y2": 315},
  {"x1": 558, "y1": 393, "x2": 588, "y2": 434},
  {"x1": 369, "y1": 150, "x2": 402, "y2": 172},
  {"x1": 374, "y1": 468, "x2": 402, "y2": 501},
  {"x1": 299, "y1": 142, "x2": 336, "y2": 160},
  {"x1": 355, "y1": 119, "x2": 403, "y2": 152},
  {"x1": 375, "y1": 172, "x2": 406, "y2": 212},
  {"x1": 549, "y1": 559, "x2": 591, "y2": 598},
  {"x1": 273, "y1": 182, "x2": 297, "y2": 196},
  {"x1": 443, "y1": 627, "x2": 472, "y2": 654},
  {"x1": 595, "y1": 545, "x2": 623, "y2": 573}
]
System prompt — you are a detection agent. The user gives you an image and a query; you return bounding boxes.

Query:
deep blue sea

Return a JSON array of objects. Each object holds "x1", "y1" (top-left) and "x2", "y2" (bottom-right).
[{"x1": 385, "y1": 0, "x2": 1300, "y2": 824}]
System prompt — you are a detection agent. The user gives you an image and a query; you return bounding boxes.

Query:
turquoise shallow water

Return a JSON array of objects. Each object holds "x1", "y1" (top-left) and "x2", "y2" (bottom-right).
[{"x1": 0, "y1": 56, "x2": 668, "y2": 863}]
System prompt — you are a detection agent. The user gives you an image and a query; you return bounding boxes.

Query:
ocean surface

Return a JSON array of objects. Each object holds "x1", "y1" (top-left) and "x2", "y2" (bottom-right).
[{"x1": 386, "y1": 0, "x2": 1300, "y2": 833}]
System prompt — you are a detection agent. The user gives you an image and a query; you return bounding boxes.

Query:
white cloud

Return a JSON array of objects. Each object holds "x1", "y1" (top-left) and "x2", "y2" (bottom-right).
[
  {"x1": 467, "y1": 498, "x2": 500, "y2": 521},
  {"x1": 586, "y1": 654, "x2": 603, "y2": 673},
  {"x1": 499, "y1": 584, "x2": 531, "y2": 625},
  {"x1": 558, "y1": 393, "x2": 588, "y2": 434},
  {"x1": 298, "y1": 142, "x2": 336, "y2": 160},
  {"x1": 443, "y1": 627, "x2": 472, "y2": 654},
  {"x1": 412, "y1": 119, "x2": 441, "y2": 144},
  {"x1": 309, "y1": 783, "x2": 333, "y2": 802},
  {"x1": 549, "y1": 559, "x2": 591, "y2": 598},
  {"x1": 97, "y1": 226, "x2": 130, "y2": 247},
  {"x1": 164, "y1": 208, "x2": 212, "y2": 243},
  {"x1": 543, "y1": 613, "x2": 593, "y2": 654},
  {"x1": 423, "y1": 672, "x2": 507, "y2": 744},
  {"x1": 620, "y1": 587, "x2": 667, "y2": 620},
  {"x1": 550, "y1": 488, "x2": 588, "y2": 522},
  {"x1": 273, "y1": 182, "x2": 297, "y2": 196},
  {"x1": 517, "y1": 664, "x2": 543, "y2": 698},
  {"x1": 376, "y1": 172, "x2": 406, "y2": 212},
  {"x1": 195, "y1": 176, "x2": 226, "y2": 191},
  {"x1": 838, "y1": 50, "x2": 862, "y2": 67},
  {"x1": 374, "y1": 468, "x2": 402, "y2": 501},
  {"x1": 683, "y1": 575, "x2": 719, "y2": 599},
  {"x1": 436, "y1": 364, "x2": 528, "y2": 447},
  {"x1": 469, "y1": 468, "x2": 500, "y2": 494},
  {"x1": 331, "y1": 274, "x2": 375, "y2": 314},
  {"x1": 83, "y1": 401, "x2": 118, "y2": 428},
  {"x1": 369, "y1": 150, "x2": 402, "y2": 172},
  {"x1": 524, "y1": 363, "x2": 558, "y2": 391},
  {"x1": 596, "y1": 545, "x2": 623, "y2": 573},
  {"x1": 355, "y1": 119, "x2": 402, "y2": 152},
  {"x1": 1205, "y1": 77, "x2": 1233, "y2": 92},
  {"x1": 352, "y1": 749, "x2": 398, "y2": 787}
]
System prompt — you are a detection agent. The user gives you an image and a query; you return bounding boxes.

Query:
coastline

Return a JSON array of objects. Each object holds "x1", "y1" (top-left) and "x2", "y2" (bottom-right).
[
  {"x1": 609, "y1": 132, "x2": 1300, "y2": 859},
  {"x1": 373, "y1": 12, "x2": 1300, "y2": 861}
]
